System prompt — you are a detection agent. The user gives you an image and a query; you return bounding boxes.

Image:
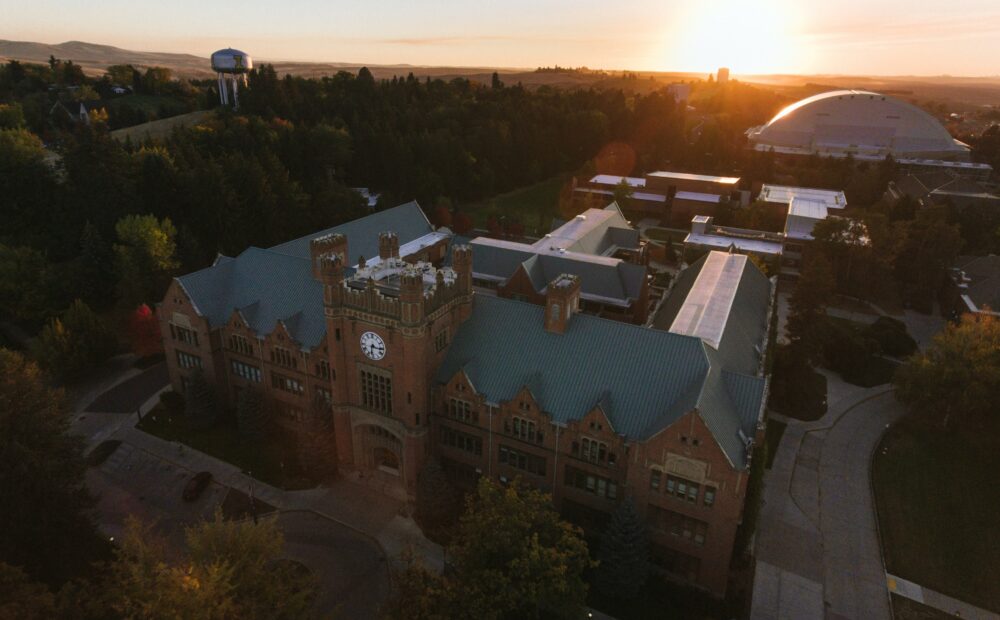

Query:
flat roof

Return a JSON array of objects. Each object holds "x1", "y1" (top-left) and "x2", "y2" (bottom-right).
[
  {"x1": 759, "y1": 184, "x2": 846, "y2": 209},
  {"x1": 668, "y1": 252, "x2": 746, "y2": 350},
  {"x1": 590, "y1": 174, "x2": 646, "y2": 188},
  {"x1": 787, "y1": 197, "x2": 829, "y2": 220},
  {"x1": 684, "y1": 233, "x2": 783, "y2": 255},
  {"x1": 573, "y1": 188, "x2": 667, "y2": 203},
  {"x1": 648, "y1": 171, "x2": 740, "y2": 185}
]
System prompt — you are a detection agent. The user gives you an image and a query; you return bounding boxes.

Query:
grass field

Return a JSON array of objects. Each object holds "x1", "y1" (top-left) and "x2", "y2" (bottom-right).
[
  {"x1": 464, "y1": 174, "x2": 572, "y2": 235},
  {"x1": 873, "y1": 415, "x2": 1000, "y2": 613},
  {"x1": 110, "y1": 109, "x2": 213, "y2": 143},
  {"x1": 138, "y1": 404, "x2": 315, "y2": 490}
]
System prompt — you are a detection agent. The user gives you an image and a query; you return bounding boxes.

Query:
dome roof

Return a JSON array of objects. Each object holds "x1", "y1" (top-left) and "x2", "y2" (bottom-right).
[
  {"x1": 747, "y1": 90, "x2": 969, "y2": 160},
  {"x1": 211, "y1": 48, "x2": 253, "y2": 74}
]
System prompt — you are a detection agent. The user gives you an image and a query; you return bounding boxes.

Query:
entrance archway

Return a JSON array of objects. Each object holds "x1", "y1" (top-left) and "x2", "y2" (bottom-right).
[{"x1": 353, "y1": 423, "x2": 405, "y2": 497}]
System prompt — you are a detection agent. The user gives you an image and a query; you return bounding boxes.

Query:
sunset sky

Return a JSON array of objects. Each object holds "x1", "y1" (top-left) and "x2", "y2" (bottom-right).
[{"x1": 5, "y1": 0, "x2": 1000, "y2": 76}]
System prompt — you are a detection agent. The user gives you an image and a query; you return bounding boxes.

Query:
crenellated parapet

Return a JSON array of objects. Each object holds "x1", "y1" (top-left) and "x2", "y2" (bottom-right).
[{"x1": 311, "y1": 233, "x2": 347, "y2": 280}]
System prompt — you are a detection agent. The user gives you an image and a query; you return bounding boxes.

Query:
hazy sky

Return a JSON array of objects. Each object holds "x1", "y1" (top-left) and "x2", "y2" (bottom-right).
[{"x1": 5, "y1": 0, "x2": 1000, "y2": 76}]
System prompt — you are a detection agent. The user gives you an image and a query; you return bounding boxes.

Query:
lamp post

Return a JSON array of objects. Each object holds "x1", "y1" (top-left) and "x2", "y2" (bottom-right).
[{"x1": 248, "y1": 471, "x2": 258, "y2": 525}]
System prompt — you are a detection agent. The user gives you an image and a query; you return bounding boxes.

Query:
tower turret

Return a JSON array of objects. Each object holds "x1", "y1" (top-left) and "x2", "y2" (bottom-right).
[
  {"x1": 452, "y1": 244, "x2": 473, "y2": 294},
  {"x1": 544, "y1": 274, "x2": 581, "y2": 334},
  {"x1": 399, "y1": 266, "x2": 425, "y2": 325},
  {"x1": 379, "y1": 231, "x2": 400, "y2": 260},
  {"x1": 310, "y1": 233, "x2": 347, "y2": 280}
]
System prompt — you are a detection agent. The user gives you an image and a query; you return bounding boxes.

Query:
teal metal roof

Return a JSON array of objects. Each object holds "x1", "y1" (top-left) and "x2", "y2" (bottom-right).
[
  {"x1": 268, "y1": 201, "x2": 433, "y2": 261},
  {"x1": 178, "y1": 247, "x2": 326, "y2": 348},
  {"x1": 436, "y1": 294, "x2": 766, "y2": 468},
  {"x1": 176, "y1": 201, "x2": 435, "y2": 349}
]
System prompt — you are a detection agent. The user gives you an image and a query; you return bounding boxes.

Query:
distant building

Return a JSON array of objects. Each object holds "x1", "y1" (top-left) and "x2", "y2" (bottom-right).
[
  {"x1": 667, "y1": 83, "x2": 692, "y2": 104},
  {"x1": 884, "y1": 173, "x2": 1000, "y2": 211},
  {"x1": 352, "y1": 187, "x2": 381, "y2": 209},
  {"x1": 945, "y1": 255, "x2": 1000, "y2": 317},
  {"x1": 574, "y1": 171, "x2": 748, "y2": 228},
  {"x1": 747, "y1": 90, "x2": 973, "y2": 163},
  {"x1": 716, "y1": 68, "x2": 729, "y2": 84}
]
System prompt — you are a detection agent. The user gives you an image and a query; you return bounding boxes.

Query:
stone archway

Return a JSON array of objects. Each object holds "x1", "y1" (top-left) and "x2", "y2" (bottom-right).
[{"x1": 353, "y1": 423, "x2": 406, "y2": 499}]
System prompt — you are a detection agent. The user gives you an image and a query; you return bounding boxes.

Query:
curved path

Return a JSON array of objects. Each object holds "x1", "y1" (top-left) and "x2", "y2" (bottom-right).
[{"x1": 751, "y1": 373, "x2": 903, "y2": 620}]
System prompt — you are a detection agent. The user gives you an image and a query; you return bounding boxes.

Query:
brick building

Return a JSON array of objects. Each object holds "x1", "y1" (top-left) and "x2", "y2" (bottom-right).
[{"x1": 159, "y1": 202, "x2": 774, "y2": 597}]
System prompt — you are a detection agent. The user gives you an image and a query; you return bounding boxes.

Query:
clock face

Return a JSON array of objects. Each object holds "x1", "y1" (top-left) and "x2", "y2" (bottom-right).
[{"x1": 360, "y1": 331, "x2": 386, "y2": 360}]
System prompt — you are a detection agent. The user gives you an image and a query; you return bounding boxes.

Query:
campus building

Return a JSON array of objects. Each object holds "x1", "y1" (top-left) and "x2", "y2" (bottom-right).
[
  {"x1": 159, "y1": 202, "x2": 774, "y2": 597},
  {"x1": 573, "y1": 171, "x2": 749, "y2": 227}
]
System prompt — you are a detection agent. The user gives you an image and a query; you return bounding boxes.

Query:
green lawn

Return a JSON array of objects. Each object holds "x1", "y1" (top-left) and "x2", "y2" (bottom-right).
[
  {"x1": 463, "y1": 175, "x2": 571, "y2": 235},
  {"x1": 873, "y1": 415, "x2": 1000, "y2": 613},
  {"x1": 137, "y1": 405, "x2": 315, "y2": 490}
]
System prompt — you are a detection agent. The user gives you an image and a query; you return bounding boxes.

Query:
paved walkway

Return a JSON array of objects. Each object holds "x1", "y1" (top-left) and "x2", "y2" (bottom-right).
[{"x1": 751, "y1": 371, "x2": 901, "y2": 620}]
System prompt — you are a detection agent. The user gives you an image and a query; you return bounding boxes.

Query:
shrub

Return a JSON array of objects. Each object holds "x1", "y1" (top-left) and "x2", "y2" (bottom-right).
[
  {"x1": 863, "y1": 316, "x2": 917, "y2": 358},
  {"x1": 30, "y1": 299, "x2": 117, "y2": 380},
  {"x1": 768, "y1": 344, "x2": 827, "y2": 421},
  {"x1": 159, "y1": 390, "x2": 185, "y2": 414}
]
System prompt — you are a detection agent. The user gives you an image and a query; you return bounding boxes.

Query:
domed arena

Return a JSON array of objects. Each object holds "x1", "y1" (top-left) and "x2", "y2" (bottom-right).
[{"x1": 747, "y1": 90, "x2": 970, "y2": 161}]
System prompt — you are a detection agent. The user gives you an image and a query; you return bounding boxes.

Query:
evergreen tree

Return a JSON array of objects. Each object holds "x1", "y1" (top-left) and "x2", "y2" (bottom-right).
[
  {"x1": 787, "y1": 253, "x2": 835, "y2": 360},
  {"x1": 415, "y1": 457, "x2": 459, "y2": 534},
  {"x1": 595, "y1": 497, "x2": 649, "y2": 599},
  {"x1": 183, "y1": 368, "x2": 216, "y2": 430},
  {"x1": 0, "y1": 349, "x2": 108, "y2": 585},
  {"x1": 236, "y1": 385, "x2": 268, "y2": 440},
  {"x1": 298, "y1": 394, "x2": 336, "y2": 480}
]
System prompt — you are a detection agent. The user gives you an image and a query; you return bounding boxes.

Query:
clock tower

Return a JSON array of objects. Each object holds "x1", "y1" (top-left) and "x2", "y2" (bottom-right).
[{"x1": 312, "y1": 232, "x2": 472, "y2": 499}]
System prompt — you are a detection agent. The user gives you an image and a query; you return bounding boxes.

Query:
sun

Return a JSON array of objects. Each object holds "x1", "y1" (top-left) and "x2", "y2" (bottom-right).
[{"x1": 661, "y1": 0, "x2": 802, "y2": 75}]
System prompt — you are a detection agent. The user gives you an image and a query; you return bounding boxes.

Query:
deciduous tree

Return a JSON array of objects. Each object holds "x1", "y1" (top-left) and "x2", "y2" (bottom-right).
[
  {"x1": 30, "y1": 299, "x2": 117, "y2": 380},
  {"x1": 113, "y1": 214, "x2": 179, "y2": 308},
  {"x1": 894, "y1": 312, "x2": 1000, "y2": 429}
]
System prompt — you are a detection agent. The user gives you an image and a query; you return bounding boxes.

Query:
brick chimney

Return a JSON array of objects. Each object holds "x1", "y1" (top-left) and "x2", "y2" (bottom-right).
[
  {"x1": 310, "y1": 233, "x2": 347, "y2": 279},
  {"x1": 452, "y1": 244, "x2": 472, "y2": 294},
  {"x1": 318, "y1": 252, "x2": 345, "y2": 305},
  {"x1": 399, "y1": 265, "x2": 425, "y2": 325},
  {"x1": 379, "y1": 231, "x2": 400, "y2": 260},
  {"x1": 544, "y1": 274, "x2": 581, "y2": 334}
]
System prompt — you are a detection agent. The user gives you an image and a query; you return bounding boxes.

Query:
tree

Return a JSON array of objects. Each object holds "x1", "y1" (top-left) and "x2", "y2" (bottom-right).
[
  {"x1": 452, "y1": 211, "x2": 474, "y2": 235},
  {"x1": 297, "y1": 395, "x2": 335, "y2": 479},
  {"x1": 30, "y1": 299, "x2": 117, "y2": 380},
  {"x1": 0, "y1": 349, "x2": 108, "y2": 585},
  {"x1": 786, "y1": 254, "x2": 835, "y2": 358},
  {"x1": 381, "y1": 551, "x2": 454, "y2": 620},
  {"x1": 113, "y1": 214, "x2": 179, "y2": 309},
  {"x1": 491, "y1": 72, "x2": 504, "y2": 90},
  {"x1": 611, "y1": 179, "x2": 633, "y2": 211},
  {"x1": 237, "y1": 386, "x2": 268, "y2": 440},
  {"x1": 184, "y1": 368, "x2": 216, "y2": 430},
  {"x1": 446, "y1": 478, "x2": 592, "y2": 619},
  {"x1": 0, "y1": 562, "x2": 57, "y2": 619},
  {"x1": 595, "y1": 497, "x2": 649, "y2": 600},
  {"x1": 108, "y1": 513, "x2": 315, "y2": 619},
  {"x1": 415, "y1": 458, "x2": 459, "y2": 536},
  {"x1": 894, "y1": 312, "x2": 1000, "y2": 430},
  {"x1": 126, "y1": 304, "x2": 162, "y2": 358},
  {"x1": 892, "y1": 208, "x2": 962, "y2": 312}
]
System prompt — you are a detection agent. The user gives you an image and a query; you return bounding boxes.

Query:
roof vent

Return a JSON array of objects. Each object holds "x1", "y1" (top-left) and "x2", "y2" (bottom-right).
[{"x1": 575, "y1": 214, "x2": 587, "y2": 220}]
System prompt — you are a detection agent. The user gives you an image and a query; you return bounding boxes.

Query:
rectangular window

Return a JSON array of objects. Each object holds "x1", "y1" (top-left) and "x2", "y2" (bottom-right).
[
  {"x1": 647, "y1": 505, "x2": 708, "y2": 546},
  {"x1": 316, "y1": 387, "x2": 332, "y2": 404},
  {"x1": 176, "y1": 350, "x2": 202, "y2": 370},
  {"x1": 650, "y1": 469, "x2": 661, "y2": 491},
  {"x1": 270, "y1": 346, "x2": 298, "y2": 369},
  {"x1": 171, "y1": 324, "x2": 199, "y2": 347},
  {"x1": 440, "y1": 425, "x2": 483, "y2": 456},
  {"x1": 360, "y1": 368, "x2": 393, "y2": 415},
  {"x1": 510, "y1": 416, "x2": 542, "y2": 443},
  {"x1": 703, "y1": 487, "x2": 716, "y2": 508},
  {"x1": 447, "y1": 398, "x2": 477, "y2": 424},
  {"x1": 498, "y1": 444, "x2": 545, "y2": 476},
  {"x1": 579, "y1": 436, "x2": 613, "y2": 466},
  {"x1": 229, "y1": 334, "x2": 253, "y2": 356},
  {"x1": 434, "y1": 329, "x2": 449, "y2": 353},
  {"x1": 271, "y1": 371, "x2": 304, "y2": 395},
  {"x1": 316, "y1": 360, "x2": 331, "y2": 380},
  {"x1": 666, "y1": 475, "x2": 701, "y2": 503},
  {"x1": 564, "y1": 465, "x2": 618, "y2": 499},
  {"x1": 230, "y1": 359, "x2": 261, "y2": 382}
]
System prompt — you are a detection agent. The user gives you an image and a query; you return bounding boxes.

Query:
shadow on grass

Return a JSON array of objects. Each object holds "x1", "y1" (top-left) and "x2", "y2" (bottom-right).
[{"x1": 137, "y1": 404, "x2": 316, "y2": 491}]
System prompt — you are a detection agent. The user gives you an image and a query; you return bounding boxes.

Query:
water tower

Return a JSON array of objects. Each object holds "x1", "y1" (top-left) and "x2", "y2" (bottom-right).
[{"x1": 211, "y1": 48, "x2": 253, "y2": 109}]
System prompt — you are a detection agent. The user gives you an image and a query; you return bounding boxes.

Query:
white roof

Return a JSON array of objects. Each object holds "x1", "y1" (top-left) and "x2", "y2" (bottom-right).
[
  {"x1": 787, "y1": 197, "x2": 829, "y2": 220},
  {"x1": 574, "y1": 188, "x2": 666, "y2": 203},
  {"x1": 759, "y1": 184, "x2": 846, "y2": 209},
  {"x1": 357, "y1": 231, "x2": 450, "y2": 269},
  {"x1": 747, "y1": 90, "x2": 969, "y2": 159},
  {"x1": 590, "y1": 174, "x2": 646, "y2": 188},
  {"x1": 684, "y1": 233, "x2": 783, "y2": 255},
  {"x1": 648, "y1": 171, "x2": 740, "y2": 185},
  {"x1": 669, "y1": 251, "x2": 746, "y2": 349}
]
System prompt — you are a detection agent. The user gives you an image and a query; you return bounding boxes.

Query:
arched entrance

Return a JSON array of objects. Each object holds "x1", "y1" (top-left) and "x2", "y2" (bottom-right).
[{"x1": 353, "y1": 423, "x2": 406, "y2": 498}]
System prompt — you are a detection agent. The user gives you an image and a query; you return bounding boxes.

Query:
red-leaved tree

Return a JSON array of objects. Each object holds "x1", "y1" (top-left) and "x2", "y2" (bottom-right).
[{"x1": 128, "y1": 304, "x2": 163, "y2": 358}]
